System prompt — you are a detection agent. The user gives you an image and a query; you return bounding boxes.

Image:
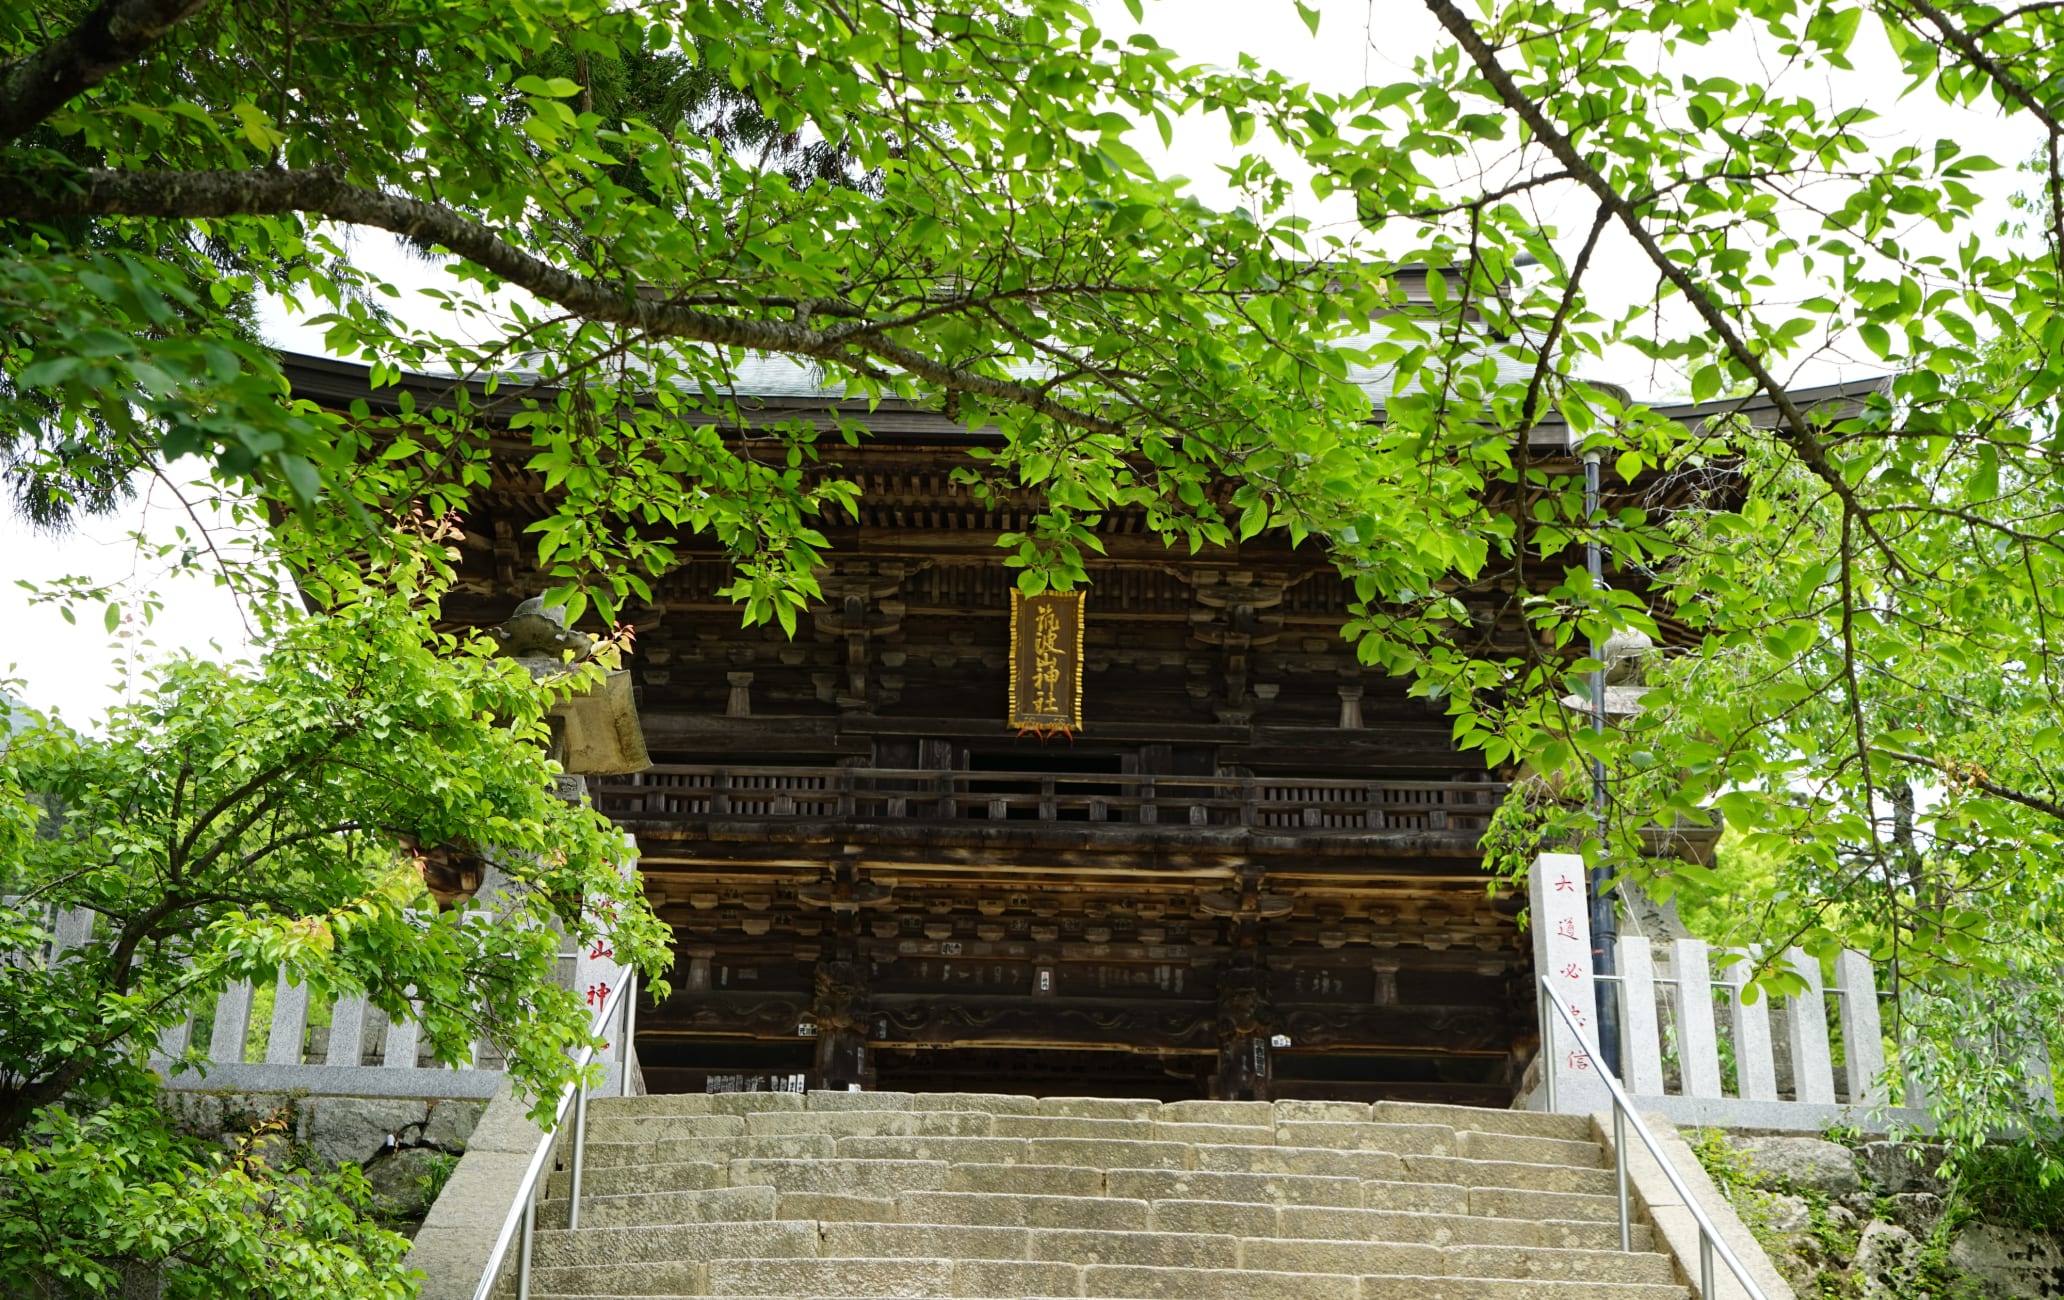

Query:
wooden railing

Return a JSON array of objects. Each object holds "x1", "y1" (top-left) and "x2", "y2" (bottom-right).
[{"x1": 593, "y1": 765, "x2": 1506, "y2": 834}]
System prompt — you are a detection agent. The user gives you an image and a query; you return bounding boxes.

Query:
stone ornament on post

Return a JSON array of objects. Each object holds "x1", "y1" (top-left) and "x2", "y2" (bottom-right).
[
  {"x1": 492, "y1": 596, "x2": 650, "y2": 780},
  {"x1": 1531, "y1": 850, "x2": 1610, "y2": 1113}
]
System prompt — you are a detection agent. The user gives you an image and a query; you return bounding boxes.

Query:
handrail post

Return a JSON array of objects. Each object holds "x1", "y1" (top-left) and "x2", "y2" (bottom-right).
[
  {"x1": 1536, "y1": 974, "x2": 1770, "y2": 1300},
  {"x1": 568, "y1": 1078, "x2": 588, "y2": 1230},
  {"x1": 469, "y1": 976, "x2": 640, "y2": 1300},
  {"x1": 515, "y1": 1189, "x2": 535, "y2": 1300},
  {"x1": 620, "y1": 975, "x2": 638, "y2": 1098},
  {"x1": 1614, "y1": 1105, "x2": 1631, "y2": 1253}
]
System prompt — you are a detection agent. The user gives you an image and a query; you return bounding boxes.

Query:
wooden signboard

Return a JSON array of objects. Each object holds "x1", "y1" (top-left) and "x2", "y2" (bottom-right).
[{"x1": 1007, "y1": 589, "x2": 1085, "y2": 735}]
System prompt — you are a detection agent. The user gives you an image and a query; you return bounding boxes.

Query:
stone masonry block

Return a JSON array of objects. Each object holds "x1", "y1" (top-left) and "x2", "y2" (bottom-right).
[
  {"x1": 778, "y1": 1193, "x2": 898, "y2": 1222},
  {"x1": 1028, "y1": 1227, "x2": 1240, "y2": 1269},
  {"x1": 703, "y1": 1256, "x2": 951, "y2": 1295},
  {"x1": 1154, "y1": 1122, "x2": 1278, "y2": 1147},
  {"x1": 1400, "y1": 1154, "x2": 1615, "y2": 1196},
  {"x1": 1108, "y1": 1169, "x2": 1364, "y2": 1208},
  {"x1": 1081, "y1": 1264, "x2": 1358, "y2": 1300},
  {"x1": 908, "y1": 1092, "x2": 1038, "y2": 1115},
  {"x1": 654, "y1": 1134, "x2": 836, "y2": 1164},
  {"x1": 1027, "y1": 1137, "x2": 1190, "y2": 1170},
  {"x1": 535, "y1": 1184, "x2": 776, "y2": 1230},
  {"x1": 1357, "y1": 1180, "x2": 1472, "y2": 1216},
  {"x1": 953, "y1": 1258, "x2": 1082, "y2": 1297},
  {"x1": 421, "y1": 1099, "x2": 486, "y2": 1151},
  {"x1": 836, "y1": 1135, "x2": 1029, "y2": 1165},
  {"x1": 305, "y1": 1097, "x2": 430, "y2": 1167},
  {"x1": 1371, "y1": 1100, "x2": 1591, "y2": 1141},
  {"x1": 547, "y1": 1160, "x2": 724, "y2": 1199},
  {"x1": 704, "y1": 1090, "x2": 805, "y2": 1114},
  {"x1": 1445, "y1": 1243, "x2": 1677, "y2": 1284},
  {"x1": 746, "y1": 1109, "x2": 918, "y2": 1137},
  {"x1": 1467, "y1": 1185, "x2": 1615, "y2": 1222},
  {"x1": 1453, "y1": 1130, "x2": 1602, "y2": 1168},
  {"x1": 526, "y1": 1259, "x2": 703, "y2": 1295},
  {"x1": 994, "y1": 1114, "x2": 1156, "y2": 1140},
  {"x1": 898, "y1": 1191, "x2": 1149, "y2": 1231},
  {"x1": 1273, "y1": 1100, "x2": 1372, "y2": 1123},
  {"x1": 729, "y1": 1156, "x2": 946, "y2": 1196},
  {"x1": 818, "y1": 1222, "x2": 1029, "y2": 1261},
  {"x1": 807, "y1": 1089, "x2": 914, "y2": 1111},
  {"x1": 1036, "y1": 1096, "x2": 1160, "y2": 1121},
  {"x1": 1275, "y1": 1122, "x2": 1454, "y2": 1157},
  {"x1": 1149, "y1": 1198, "x2": 1280, "y2": 1237},
  {"x1": 945, "y1": 1162, "x2": 1104, "y2": 1196},
  {"x1": 1162, "y1": 1100, "x2": 1276, "y2": 1126},
  {"x1": 1193, "y1": 1144, "x2": 1406, "y2": 1181},
  {"x1": 529, "y1": 1218, "x2": 815, "y2": 1269},
  {"x1": 1240, "y1": 1237, "x2": 1444, "y2": 1277}
]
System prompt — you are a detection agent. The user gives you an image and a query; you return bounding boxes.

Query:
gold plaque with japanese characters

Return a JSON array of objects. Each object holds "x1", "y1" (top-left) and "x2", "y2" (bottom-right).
[{"x1": 1007, "y1": 589, "x2": 1085, "y2": 735}]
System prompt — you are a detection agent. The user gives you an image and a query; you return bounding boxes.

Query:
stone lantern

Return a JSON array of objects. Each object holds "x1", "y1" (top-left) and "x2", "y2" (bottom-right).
[{"x1": 492, "y1": 596, "x2": 651, "y2": 779}]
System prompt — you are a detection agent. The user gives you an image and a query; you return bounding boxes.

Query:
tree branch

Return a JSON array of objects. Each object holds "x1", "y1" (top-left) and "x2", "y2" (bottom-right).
[
  {"x1": 0, "y1": 0, "x2": 210, "y2": 144},
  {"x1": 3, "y1": 165, "x2": 1140, "y2": 441},
  {"x1": 1874, "y1": 746, "x2": 2064, "y2": 823},
  {"x1": 1418, "y1": 0, "x2": 1860, "y2": 510}
]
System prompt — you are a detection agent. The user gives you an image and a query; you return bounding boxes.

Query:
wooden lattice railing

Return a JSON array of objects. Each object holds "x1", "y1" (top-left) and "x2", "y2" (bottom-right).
[{"x1": 593, "y1": 764, "x2": 1507, "y2": 833}]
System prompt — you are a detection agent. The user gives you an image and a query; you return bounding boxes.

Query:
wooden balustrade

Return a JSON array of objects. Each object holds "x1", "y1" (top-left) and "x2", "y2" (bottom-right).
[{"x1": 594, "y1": 764, "x2": 1507, "y2": 833}]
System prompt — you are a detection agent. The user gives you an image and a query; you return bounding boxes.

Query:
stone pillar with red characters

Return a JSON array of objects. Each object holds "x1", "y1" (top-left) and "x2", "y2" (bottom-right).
[{"x1": 1529, "y1": 851, "x2": 1610, "y2": 1113}]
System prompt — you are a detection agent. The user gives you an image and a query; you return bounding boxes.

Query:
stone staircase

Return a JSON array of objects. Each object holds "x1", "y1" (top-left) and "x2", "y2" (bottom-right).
[{"x1": 518, "y1": 1091, "x2": 1691, "y2": 1299}]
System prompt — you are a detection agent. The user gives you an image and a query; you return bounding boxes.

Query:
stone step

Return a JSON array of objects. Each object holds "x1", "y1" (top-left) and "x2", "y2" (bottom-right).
[
  {"x1": 1271, "y1": 1204, "x2": 1655, "y2": 1252},
  {"x1": 1396, "y1": 1153, "x2": 1617, "y2": 1196},
  {"x1": 1361, "y1": 1280, "x2": 1689, "y2": 1300},
  {"x1": 833, "y1": 1134, "x2": 1191, "y2": 1170},
  {"x1": 527, "y1": 1216, "x2": 1679, "y2": 1286},
  {"x1": 1368, "y1": 1101, "x2": 1595, "y2": 1142},
  {"x1": 529, "y1": 1184, "x2": 1656, "y2": 1255},
  {"x1": 697, "y1": 1257, "x2": 1368, "y2": 1299},
  {"x1": 572, "y1": 1134, "x2": 835, "y2": 1166},
  {"x1": 544, "y1": 1160, "x2": 724, "y2": 1199},
  {"x1": 729, "y1": 1156, "x2": 950, "y2": 1196},
  {"x1": 535, "y1": 1184, "x2": 776, "y2": 1230},
  {"x1": 514, "y1": 1092, "x2": 1687, "y2": 1300},
  {"x1": 580, "y1": 1107, "x2": 1603, "y2": 1166},
  {"x1": 1467, "y1": 1184, "x2": 1622, "y2": 1222},
  {"x1": 582, "y1": 1092, "x2": 1597, "y2": 1139},
  {"x1": 1446, "y1": 1243, "x2": 1679, "y2": 1284},
  {"x1": 945, "y1": 1162, "x2": 1106, "y2": 1196},
  {"x1": 1105, "y1": 1168, "x2": 1387, "y2": 1209},
  {"x1": 1274, "y1": 1121, "x2": 1603, "y2": 1168},
  {"x1": 818, "y1": 1223, "x2": 1244, "y2": 1270},
  {"x1": 894, "y1": 1191, "x2": 1153, "y2": 1231},
  {"x1": 530, "y1": 1219, "x2": 817, "y2": 1270}
]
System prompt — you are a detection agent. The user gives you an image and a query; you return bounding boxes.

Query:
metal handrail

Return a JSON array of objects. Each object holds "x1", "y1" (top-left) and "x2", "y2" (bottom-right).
[
  {"x1": 1537, "y1": 974, "x2": 1770, "y2": 1300},
  {"x1": 470, "y1": 973, "x2": 638, "y2": 1300}
]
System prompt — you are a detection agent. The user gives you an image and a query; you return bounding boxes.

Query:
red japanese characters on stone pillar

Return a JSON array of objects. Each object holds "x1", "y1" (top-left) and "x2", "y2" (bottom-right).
[{"x1": 1530, "y1": 851, "x2": 1609, "y2": 1113}]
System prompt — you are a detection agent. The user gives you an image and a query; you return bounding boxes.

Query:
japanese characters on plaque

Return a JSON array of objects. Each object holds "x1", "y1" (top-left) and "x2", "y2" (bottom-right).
[
  {"x1": 1007, "y1": 589, "x2": 1085, "y2": 736},
  {"x1": 1530, "y1": 851, "x2": 1609, "y2": 1111}
]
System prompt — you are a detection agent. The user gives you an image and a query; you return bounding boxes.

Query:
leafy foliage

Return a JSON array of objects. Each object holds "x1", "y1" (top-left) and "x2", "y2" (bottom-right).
[
  {"x1": 0, "y1": 576, "x2": 669, "y2": 1294},
  {"x1": 0, "y1": 1103, "x2": 413, "y2": 1299},
  {"x1": 4, "y1": 0, "x2": 2064, "y2": 1147}
]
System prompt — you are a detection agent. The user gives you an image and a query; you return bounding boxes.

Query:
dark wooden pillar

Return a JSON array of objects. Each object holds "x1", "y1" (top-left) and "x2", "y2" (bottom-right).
[
  {"x1": 807, "y1": 886, "x2": 876, "y2": 1091},
  {"x1": 1212, "y1": 939, "x2": 1273, "y2": 1101},
  {"x1": 809, "y1": 956, "x2": 873, "y2": 1091}
]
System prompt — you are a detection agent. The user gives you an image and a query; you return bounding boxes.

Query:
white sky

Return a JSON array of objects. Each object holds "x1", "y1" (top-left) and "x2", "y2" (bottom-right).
[{"x1": 2, "y1": 0, "x2": 2042, "y2": 724}]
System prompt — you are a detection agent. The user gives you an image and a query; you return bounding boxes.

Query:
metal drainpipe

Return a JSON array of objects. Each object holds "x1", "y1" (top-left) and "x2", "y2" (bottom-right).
[{"x1": 1584, "y1": 447, "x2": 1622, "y2": 1073}]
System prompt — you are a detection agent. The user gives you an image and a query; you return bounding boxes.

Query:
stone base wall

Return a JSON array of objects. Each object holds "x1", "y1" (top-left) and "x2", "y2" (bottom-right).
[
  {"x1": 160, "y1": 1090, "x2": 486, "y2": 1227},
  {"x1": 1697, "y1": 1130, "x2": 2064, "y2": 1298}
]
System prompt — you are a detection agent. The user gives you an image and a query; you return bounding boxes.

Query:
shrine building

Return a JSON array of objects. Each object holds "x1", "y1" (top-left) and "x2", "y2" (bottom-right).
[{"x1": 281, "y1": 333, "x2": 1870, "y2": 1105}]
